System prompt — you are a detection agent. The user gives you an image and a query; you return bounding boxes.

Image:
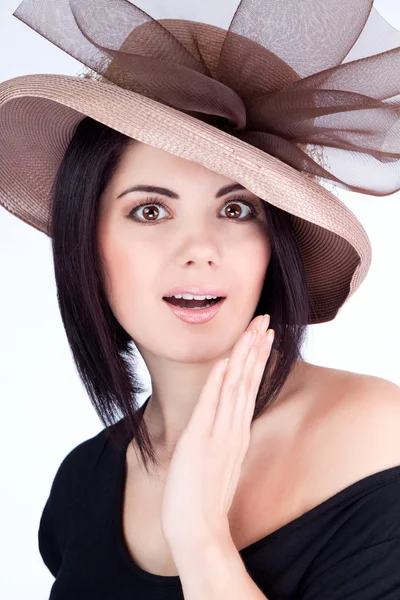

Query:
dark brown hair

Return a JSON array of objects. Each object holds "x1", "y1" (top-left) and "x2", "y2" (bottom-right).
[{"x1": 50, "y1": 114, "x2": 312, "y2": 476}]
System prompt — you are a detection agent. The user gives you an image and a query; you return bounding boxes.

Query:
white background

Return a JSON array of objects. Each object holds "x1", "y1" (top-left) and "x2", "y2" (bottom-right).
[{"x1": 0, "y1": 1, "x2": 399, "y2": 598}]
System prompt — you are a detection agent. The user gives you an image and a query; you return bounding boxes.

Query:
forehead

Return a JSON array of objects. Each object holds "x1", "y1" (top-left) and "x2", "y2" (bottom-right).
[{"x1": 112, "y1": 140, "x2": 240, "y2": 189}]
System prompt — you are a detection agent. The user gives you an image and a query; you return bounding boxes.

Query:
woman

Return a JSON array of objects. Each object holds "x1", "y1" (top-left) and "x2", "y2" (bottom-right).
[{"x1": 2, "y1": 1, "x2": 400, "y2": 598}]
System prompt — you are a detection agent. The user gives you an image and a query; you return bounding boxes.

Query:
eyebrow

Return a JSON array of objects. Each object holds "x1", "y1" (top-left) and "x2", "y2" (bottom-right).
[{"x1": 116, "y1": 182, "x2": 247, "y2": 200}]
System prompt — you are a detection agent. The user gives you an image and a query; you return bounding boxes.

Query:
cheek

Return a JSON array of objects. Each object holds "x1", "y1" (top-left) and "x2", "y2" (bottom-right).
[
  {"x1": 239, "y1": 234, "x2": 271, "y2": 290},
  {"x1": 99, "y1": 235, "x2": 156, "y2": 322}
]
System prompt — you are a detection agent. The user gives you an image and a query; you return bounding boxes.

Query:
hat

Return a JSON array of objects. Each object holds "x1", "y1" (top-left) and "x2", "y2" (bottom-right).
[{"x1": 1, "y1": 0, "x2": 400, "y2": 324}]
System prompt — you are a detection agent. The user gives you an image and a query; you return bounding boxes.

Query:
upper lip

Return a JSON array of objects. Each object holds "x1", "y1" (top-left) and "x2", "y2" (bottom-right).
[{"x1": 163, "y1": 286, "x2": 227, "y2": 297}]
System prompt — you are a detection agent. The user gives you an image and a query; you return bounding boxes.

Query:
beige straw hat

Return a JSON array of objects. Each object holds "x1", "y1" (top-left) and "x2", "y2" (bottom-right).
[{"x1": 1, "y1": 0, "x2": 400, "y2": 324}]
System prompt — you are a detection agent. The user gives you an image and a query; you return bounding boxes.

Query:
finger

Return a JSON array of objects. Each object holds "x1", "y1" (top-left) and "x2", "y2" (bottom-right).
[
  {"x1": 227, "y1": 315, "x2": 271, "y2": 435},
  {"x1": 242, "y1": 328, "x2": 275, "y2": 428},
  {"x1": 230, "y1": 314, "x2": 271, "y2": 436},
  {"x1": 186, "y1": 315, "x2": 262, "y2": 439},
  {"x1": 211, "y1": 319, "x2": 263, "y2": 439}
]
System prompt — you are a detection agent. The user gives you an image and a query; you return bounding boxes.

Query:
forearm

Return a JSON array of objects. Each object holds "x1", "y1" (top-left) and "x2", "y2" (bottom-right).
[{"x1": 173, "y1": 535, "x2": 268, "y2": 600}]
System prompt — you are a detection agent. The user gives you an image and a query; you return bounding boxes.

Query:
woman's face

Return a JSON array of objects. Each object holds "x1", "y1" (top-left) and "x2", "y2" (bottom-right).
[{"x1": 97, "y1": 141, "x2": 272, "y2": 363}]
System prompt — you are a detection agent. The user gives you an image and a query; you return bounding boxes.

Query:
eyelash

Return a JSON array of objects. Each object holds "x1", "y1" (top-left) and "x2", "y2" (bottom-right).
[{"x1": 126, "y1": 195, "x2": 260, "y2": 224}]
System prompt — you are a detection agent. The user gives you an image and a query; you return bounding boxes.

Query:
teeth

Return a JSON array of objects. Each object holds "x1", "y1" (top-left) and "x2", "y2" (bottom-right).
[
  {"x1": 187, "y1": 304, "x2": 213, "y2": 310},
  {"x1": 167, "y1": 294, "x2": 219, "y2": 300}
]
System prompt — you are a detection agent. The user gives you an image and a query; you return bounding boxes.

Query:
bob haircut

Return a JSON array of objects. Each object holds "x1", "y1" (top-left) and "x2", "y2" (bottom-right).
[{"x1": 49, "y1": 111, "x2": 324, "y2": 476}]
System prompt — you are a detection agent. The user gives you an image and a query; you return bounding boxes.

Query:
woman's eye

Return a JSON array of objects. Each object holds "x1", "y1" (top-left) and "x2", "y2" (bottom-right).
[{"x1": 127, "y1": 197, "x2": 259, "y2": 223}]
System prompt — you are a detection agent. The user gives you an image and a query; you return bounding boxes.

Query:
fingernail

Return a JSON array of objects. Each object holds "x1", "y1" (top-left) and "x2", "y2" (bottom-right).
[
  {"x1": 248, "y1": 328, "x2": 258, "y2": 347},
  {"x1": 267, "y1": 329, "x2": 275, "y2": 344},
  {"x1": 262, "y1": 314, "x2": 270, "y2": 330}
]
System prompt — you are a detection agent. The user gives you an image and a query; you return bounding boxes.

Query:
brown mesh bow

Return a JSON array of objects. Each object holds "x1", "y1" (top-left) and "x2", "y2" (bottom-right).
[{"x1": 13, "y1": 0, "x2": 400, "y2": 196}]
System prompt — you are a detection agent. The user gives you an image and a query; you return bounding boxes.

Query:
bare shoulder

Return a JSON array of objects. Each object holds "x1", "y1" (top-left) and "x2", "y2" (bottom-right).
[
  {"x1": 320, "y1": 364, "x2": 400, "y2": 456},
  {"x1": 304, "y1": 360, "x2": 400, "y2": 427},
  {"x1": 296, "y1": 362, "x2": 400, "y2": 503},
  {"x1": 230, "y1": 362, "x2": 400, "y2": 546}
]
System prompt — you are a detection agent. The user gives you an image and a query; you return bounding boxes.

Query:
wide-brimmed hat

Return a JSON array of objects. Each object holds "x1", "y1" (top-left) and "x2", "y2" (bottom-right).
[{"x1": 1, "y1": 0, "x2": 400, "y2": 324}]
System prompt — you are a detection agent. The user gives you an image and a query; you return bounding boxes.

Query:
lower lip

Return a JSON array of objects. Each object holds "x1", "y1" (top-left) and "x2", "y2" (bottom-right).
[{"x1": 163, "y1": 298, "x2": 226, "y2": 323}]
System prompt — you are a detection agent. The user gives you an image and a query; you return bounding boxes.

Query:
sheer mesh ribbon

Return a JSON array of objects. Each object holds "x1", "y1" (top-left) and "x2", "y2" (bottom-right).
[{"x1": 13, "y1": 0, "x2": 400, "y2": 196}]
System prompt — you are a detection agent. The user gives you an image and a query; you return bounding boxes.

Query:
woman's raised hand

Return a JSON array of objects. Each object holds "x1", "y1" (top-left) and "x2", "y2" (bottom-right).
[{"x1": 161, "y1": 313, "x2": 274, "y2": 550}]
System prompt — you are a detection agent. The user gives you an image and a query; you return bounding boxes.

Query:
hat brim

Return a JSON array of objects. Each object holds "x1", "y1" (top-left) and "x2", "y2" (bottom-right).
[{"x1": 0, "y1": 73, "x2": 371, "y2": 324}]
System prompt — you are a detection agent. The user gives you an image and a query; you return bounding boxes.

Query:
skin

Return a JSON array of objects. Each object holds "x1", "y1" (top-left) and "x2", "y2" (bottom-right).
[
  {"x1": 93, "y1": 141, "x2": 400, "y2": 583},
  {"x1": 97, "y1": 140, "x2": 272, "y2": 457}
]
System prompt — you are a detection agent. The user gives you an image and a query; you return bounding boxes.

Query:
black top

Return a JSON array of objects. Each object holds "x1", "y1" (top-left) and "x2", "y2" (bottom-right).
[{"x1": 39, "y1": 397, "x2": 400, "y2": 599}]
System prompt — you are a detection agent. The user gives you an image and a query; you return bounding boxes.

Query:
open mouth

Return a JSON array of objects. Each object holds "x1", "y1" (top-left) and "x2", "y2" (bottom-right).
[{"x1": 163, "y1": 297, "x2": 225, "y2": 310}]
